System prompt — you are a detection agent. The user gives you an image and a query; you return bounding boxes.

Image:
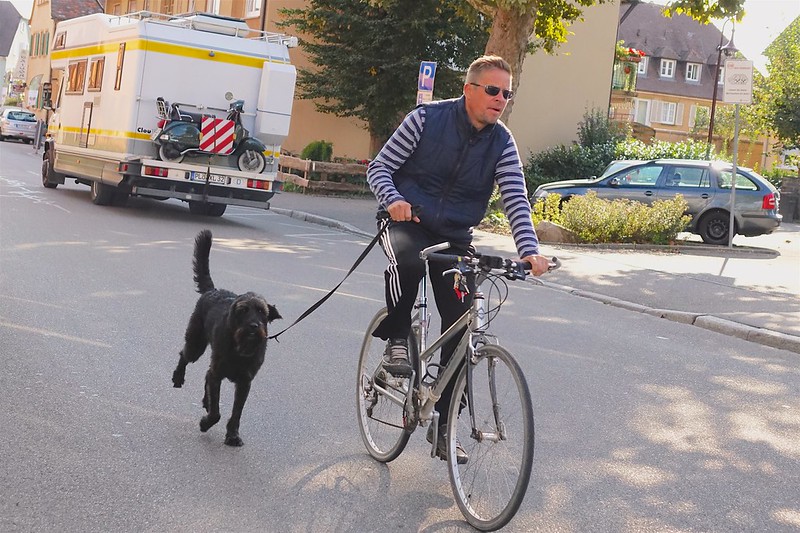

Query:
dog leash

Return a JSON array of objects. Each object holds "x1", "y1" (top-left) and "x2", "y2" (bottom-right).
[{"x1": 268, "y1": 217, "x2": 390, "y2": 341}]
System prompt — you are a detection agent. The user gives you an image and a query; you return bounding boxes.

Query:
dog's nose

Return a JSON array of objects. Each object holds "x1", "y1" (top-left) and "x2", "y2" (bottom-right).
[{"x1": 249, "y1": 321, "x2": 261, "y2": 330}]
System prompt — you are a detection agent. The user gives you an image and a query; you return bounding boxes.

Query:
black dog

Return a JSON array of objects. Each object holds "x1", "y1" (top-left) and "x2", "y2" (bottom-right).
[{"x1": 172, "y1": 229, "x2": 281, "y2": 446}]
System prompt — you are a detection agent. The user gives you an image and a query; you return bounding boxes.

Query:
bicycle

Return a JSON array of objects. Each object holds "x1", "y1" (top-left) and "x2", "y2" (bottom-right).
[{"x1": 356, "y1": 241, "x2": 560, "y2": 531}]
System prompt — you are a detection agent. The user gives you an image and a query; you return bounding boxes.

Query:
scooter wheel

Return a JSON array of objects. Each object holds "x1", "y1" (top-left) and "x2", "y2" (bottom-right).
[
  {"x1": 237, "y1": 150, "x2": 266, "y2": 173},
  {"x1": 158, "y1": 143, "x2": 185, "y2": 163}
]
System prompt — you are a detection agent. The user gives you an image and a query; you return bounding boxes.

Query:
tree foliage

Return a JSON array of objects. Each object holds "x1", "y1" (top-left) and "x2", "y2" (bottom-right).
[
  {"x1": 664, "y1": 0, "x2": 745, "y2": 23},
  {"x1": 278, "y1": 0, "x2": 489, "y2": 153},
  {"x1": 756, "y1": 16, "x2": 800, "y2": 149}
]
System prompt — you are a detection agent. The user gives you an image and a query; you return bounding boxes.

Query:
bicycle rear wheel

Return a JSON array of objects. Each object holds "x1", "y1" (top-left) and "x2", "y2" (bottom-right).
[
  {"x1": 356, "y1": 308, "x2": 412, "y2": 462},
  {"x1": 446, "y1": 344, "x2": 534, "y2": 531}
]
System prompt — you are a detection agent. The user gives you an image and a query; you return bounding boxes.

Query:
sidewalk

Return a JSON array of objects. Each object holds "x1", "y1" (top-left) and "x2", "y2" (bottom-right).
[{"x1": 269, "y1": 192, "x2": 800, "y2": 354}]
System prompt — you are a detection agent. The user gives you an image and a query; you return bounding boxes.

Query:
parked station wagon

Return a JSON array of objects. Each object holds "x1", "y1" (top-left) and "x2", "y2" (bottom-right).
[
  {"x1": 532, "y1": 159, "x2": 782, "y2": 245},
  {"x1": 0, "y1": 107, "x2": 37, "y2": 144}
]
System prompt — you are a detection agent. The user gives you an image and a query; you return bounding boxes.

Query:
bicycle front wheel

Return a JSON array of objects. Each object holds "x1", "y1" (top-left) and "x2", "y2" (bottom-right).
[
  {"x1": 446, "y1": 344, "x2": 534, "y2": 531},
  {"x1": 355, "y1": 308, "x2": 411, "y2": 462}
]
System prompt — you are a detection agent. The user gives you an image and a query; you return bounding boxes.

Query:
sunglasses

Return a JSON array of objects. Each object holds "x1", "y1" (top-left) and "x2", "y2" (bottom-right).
[{"x1": 469, "y1": 82, "x2": 514, "y2": 100}]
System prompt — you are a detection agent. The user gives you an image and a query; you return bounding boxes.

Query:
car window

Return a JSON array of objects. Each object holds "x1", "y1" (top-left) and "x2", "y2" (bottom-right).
[
  {"x1": 664, "y1": 166, "x2": 710, "y2": 188},
  {"x1": 601, "y1": 161, "x2": 637, "y2": 178},
  {"x1": 718, "y1": 170, "x2": 758, "y2": 191},
  {"x1": 7, "y1": 111, "x2": 36, "y2": 122},
  {"x1": 615, "y1": 165, "x2": 663, "y2": 186}
]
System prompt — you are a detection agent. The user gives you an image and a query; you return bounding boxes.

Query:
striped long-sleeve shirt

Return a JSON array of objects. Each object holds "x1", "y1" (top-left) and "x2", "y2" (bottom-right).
[{"x1": 367, "y1": 106, "x2": 540, "y2": 258}]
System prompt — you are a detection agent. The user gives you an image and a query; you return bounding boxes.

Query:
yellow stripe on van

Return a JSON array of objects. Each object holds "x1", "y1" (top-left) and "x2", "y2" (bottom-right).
[
  {"x1": 56, "y1": 126, "x2": 280, "y2": 157},
  {"x1": 60, "y1": 125, "x2": 151, "y2": 140},
  {"x1": 51, "y1": 38, "x2": 289, "y2": 68}
]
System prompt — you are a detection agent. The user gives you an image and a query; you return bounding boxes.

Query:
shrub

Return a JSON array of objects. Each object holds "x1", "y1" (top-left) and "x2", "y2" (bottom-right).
[
  {"x1": 531, "y1": 192, "x2": 564, "y2": 226},
  {"x1": 559, "y1": 191, "x2": 690, "y2": 244},
  {"x1": 524, "y1": 142, "x2": 616, "y2": 192},
  {"x1": 300, "y1": 140, "x2": 333, "y2": 162},
  {"x1": 577, "y1": 108, "x2": 629, "y2": 148},
  {"x1": 614, "y1": 138, "x2": 713, "y2": 160}
]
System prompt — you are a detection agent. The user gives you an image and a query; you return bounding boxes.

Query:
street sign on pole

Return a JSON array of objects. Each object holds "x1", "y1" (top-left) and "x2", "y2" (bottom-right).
[
  {"x1": 722, "y1": 59, "x2": 753, "y2": 104},
  {"x1": 417, "y1": 61, "x2": 436, "y2": 105}
]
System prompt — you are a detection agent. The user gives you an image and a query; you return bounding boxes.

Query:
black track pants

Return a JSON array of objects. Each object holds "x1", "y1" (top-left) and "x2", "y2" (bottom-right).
[{"x1": 373, "y1": 220, "x2": 475, "y2": 424}]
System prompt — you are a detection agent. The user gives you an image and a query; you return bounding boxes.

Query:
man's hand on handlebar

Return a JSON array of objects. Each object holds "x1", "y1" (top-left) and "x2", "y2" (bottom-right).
[
  {"x1": 521, "y1": 254, "x2": 551, "y2": 277},
  {"x1": 386, "y1": 200, "x2": 420, "y2": 223}
]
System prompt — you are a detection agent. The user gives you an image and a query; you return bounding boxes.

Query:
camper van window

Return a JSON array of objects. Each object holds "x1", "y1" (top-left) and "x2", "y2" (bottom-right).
[
  {"x1": 88, "y1": 58, "x2": 105, "y2": 91},
  {"x1": 114, "y1": 43, "x2": 126, "y2": 91},
  {"x1": 66, "y1": 60, "x2": 88, "y2": 95},
  {"x1": 54, "y1": 32, "x2": 66, "y2": 50}
]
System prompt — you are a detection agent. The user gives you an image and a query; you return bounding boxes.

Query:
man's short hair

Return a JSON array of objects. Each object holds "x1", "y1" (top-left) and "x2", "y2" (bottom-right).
[{"x1": 465, "y1": 55, "x2": 512, "y2": 83}]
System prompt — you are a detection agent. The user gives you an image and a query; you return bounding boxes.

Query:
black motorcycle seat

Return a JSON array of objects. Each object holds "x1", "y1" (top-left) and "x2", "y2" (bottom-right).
[{"x1": 170, "y1": 107, "x2": 206, "y2": 124}]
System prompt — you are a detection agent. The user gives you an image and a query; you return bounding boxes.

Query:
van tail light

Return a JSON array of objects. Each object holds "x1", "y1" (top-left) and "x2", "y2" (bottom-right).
[
  {"x1": 157, "y1": 119, "x2": 167, "y2": 128},
  {"x1": 762, "y1": 193, "x2": 776, "y2": 210}
]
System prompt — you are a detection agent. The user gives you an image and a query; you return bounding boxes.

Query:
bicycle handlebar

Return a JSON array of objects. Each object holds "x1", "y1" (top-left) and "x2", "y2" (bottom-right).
[{"x1": 419, "y1": 242, "x2": 560, "y2": 281}]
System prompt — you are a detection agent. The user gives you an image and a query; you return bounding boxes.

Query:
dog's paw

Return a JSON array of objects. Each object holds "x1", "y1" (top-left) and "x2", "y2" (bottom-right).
[
  {"x1": 225, "y1": 434, "x2": 244, "y2": 447},
  {"x1": 172, "y1": 370, "x2": 185, "y2": 388},
  {"x1": 199, "y1": 414, "x2": 220, "y2": 432}
]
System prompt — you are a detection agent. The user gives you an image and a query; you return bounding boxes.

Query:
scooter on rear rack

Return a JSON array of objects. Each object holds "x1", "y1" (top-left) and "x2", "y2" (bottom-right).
[{"x1": 151, "y1": 96, "x2": 270, "y2": 173}]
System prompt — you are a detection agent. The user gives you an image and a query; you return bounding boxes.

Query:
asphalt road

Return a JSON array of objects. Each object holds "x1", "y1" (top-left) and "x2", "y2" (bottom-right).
[{"x1": 1, "y1": 140, "x2": 799, "y2": 532}]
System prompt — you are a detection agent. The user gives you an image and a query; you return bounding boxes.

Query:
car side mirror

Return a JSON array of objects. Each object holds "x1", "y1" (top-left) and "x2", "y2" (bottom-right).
[{"x1": 609, "y1": 177, "x2": 620, "y2": 187}]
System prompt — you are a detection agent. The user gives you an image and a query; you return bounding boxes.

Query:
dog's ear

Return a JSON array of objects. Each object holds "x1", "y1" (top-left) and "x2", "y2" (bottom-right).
[{"x1": 267, "y1": 304, "x2": 282, "y2": 322}]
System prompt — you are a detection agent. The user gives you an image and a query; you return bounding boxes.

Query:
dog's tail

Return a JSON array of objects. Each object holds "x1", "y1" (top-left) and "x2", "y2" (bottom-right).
[{"x1": 192, "y1": 230, "x2": 215, "y2": 294}]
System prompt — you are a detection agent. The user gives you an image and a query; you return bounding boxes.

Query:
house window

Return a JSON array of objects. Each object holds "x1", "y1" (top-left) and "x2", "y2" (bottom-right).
[
  {"x1": 54, "y1": 32, "x2": 66, "y2": 50},
  {"x1": 88, "y1": 57, "x2": 105, "y2": 91},
  {"x1": 633, "y1": 98, "x2": 650, "y2": 125},
  {"x1": 42, "y1": 32, "x2": 49, "y2": 55},
  {"x1": 34, "y1": 33, "x2": 40, "y2": 56},
  {"x1": 660, "y1": 59, "x2": 676, "y2": 78},
  {"x1": 66, "y1": 60, "x2": 88, "y2": 94},
  {"x1": 207, "y1": 0, "x2": 219, "y2": 14},
  {"x1": 246, "y1": 0, "x2": 260, "y2": 17},
  {"x1": 718, "y1": 67, "x2": 725, "y2": 84},
  {"x1": 686, "y1": 63, "x2": 701, "y2": 82},
  {"x1": 637, "y1": 56, "x2": 648, "y2": 76},
  {"x1": 660, "y1": 101, "x2": 677, "y2": 124},
  {"x1": 112, "y1": 3, "x2": 121, "y2": 14},
  {"x1": 188, "y1": 0, "x2": 196, "y2": 11},
  {"x1": 142, "y1": 0, "x2": 149, "y2": 10},
  {"x1": 127, "y1": 0, "x2": 136, "y2": 12},
  {"x1": 162, "y1": 0, "x2": 174, "y2": 14}
]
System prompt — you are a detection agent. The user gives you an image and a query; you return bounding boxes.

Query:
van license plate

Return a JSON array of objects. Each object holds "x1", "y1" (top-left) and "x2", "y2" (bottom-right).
[{"x1": 190, "y1": 172, "x2": 228, "y2": 185}]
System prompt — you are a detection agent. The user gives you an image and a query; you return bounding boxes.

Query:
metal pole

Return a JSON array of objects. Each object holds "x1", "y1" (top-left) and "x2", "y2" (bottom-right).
[
  {"x1": 706, "y1": 37, "x2": 724, "y2": 160},
  {"x1": 728, "y1": 103, "x2": 740, "y2": 248}
]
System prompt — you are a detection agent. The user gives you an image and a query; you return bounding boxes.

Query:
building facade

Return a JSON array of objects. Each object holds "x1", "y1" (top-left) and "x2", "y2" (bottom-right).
[{"x1": 610, "y1": 0, "x2": 770, "y2": 169}]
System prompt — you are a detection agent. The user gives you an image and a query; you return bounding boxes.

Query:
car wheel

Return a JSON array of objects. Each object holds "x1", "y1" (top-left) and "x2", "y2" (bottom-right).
[
  {"x1": 90, "y1": 180, "x2": 116, "y2": 206},
  {"x1": 188, "y1": 201, "x2": 226, "y2": 217},
  {"x1": 699, "y1": 211, "x2": 733, "y2": 245},
  {"x1": 42, "y1": 154, "x2": 58, "y2": 189}
]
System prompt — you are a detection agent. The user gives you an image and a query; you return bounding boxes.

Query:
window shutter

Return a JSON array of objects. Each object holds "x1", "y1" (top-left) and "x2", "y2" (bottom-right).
[
  {"x1": 688, "y1": 105, "x2": 697, "y2": 127},
  {"x1": 675, "y1": 103, "x2": 685, "y2": 126},
  {"x1": 651, "y1": 101, "x2": 663, "y2": 123}
]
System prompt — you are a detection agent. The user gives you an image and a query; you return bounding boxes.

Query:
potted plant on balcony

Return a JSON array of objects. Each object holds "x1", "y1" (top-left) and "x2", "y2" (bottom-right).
[{"x1": 615, "y1": 40, "x2": 646, "y2": 64}]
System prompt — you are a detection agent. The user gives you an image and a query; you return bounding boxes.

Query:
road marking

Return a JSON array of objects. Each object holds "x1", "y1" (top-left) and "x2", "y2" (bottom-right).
[
  {"x1": 0, "y1": 177, "x2": 71, "y2": 212},
  {"x1": 0, "y1": 320, "x2": 112, "y2": 348}
]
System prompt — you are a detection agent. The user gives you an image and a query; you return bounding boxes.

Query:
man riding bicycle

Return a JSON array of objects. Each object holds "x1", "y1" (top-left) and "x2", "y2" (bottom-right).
[{"x1": 366, "y1": 55, "x2": 550, "y2": 463}]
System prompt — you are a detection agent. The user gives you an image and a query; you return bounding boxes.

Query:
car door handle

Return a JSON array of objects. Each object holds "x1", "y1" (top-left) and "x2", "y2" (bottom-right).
[
  {"x1": 645, "y1": 190, "x2": 653, "y2": 196},
  {"x1": 701, "y1": 193, "x2": 709, "y2": 198}
]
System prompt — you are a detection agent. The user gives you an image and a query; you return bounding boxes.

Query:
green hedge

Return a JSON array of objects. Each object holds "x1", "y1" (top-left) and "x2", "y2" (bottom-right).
[{"x1": 533, "y1": 192, "x2": 691, "y2": 244}]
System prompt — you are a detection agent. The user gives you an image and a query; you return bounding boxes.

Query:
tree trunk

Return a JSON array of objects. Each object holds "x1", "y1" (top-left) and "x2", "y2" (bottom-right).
[{"x1": 484, "y1": 5, "x2": 537, "y2": 125}]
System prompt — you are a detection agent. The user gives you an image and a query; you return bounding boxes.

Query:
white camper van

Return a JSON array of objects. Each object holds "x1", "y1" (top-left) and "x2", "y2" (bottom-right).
[{"x1": 42, "y1": 12, "x2": 297, "y2": 216}]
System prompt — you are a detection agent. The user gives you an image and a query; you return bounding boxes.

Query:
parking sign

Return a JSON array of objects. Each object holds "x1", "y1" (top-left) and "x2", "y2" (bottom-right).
[{"x1": 418, "y1": 61, "x2": 436, "y2": 92}]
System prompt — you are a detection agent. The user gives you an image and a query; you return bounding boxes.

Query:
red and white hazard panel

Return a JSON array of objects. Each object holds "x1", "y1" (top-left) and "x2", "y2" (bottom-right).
[{"x1": 199, "y1": 116, "x2": 235, "y2": 155}]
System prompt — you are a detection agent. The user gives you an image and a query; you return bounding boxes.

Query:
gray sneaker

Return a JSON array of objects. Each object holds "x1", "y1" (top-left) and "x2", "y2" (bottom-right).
[
  {"x1": 382, "y1": 338, "x2": 412, "y2": 377},
  {"x1": 426, "y1": 424, "x2": 469, "y2": 464}
]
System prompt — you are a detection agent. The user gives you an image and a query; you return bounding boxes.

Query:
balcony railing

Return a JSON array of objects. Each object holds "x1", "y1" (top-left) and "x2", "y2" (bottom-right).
[{"x1": 612, "y1": 60, "x2": 638, "y2": 93}]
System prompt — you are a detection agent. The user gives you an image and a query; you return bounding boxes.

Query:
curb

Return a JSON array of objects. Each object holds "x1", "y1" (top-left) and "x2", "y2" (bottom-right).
[
  {"x1": 270, "y1": 207, "x2": 372, "y2": 238},
  {"x1": 271, "y1": 207, "x2": 800, "y2": 355},
  {"x1": 544, "y1": 281, "x2": 800, "y2": 355}
]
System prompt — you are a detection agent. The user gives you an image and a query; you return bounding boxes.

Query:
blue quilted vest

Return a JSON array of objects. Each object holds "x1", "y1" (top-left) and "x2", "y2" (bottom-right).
[{"x1": 393, "y1": 96, "x2": 511, "y2": 245}]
